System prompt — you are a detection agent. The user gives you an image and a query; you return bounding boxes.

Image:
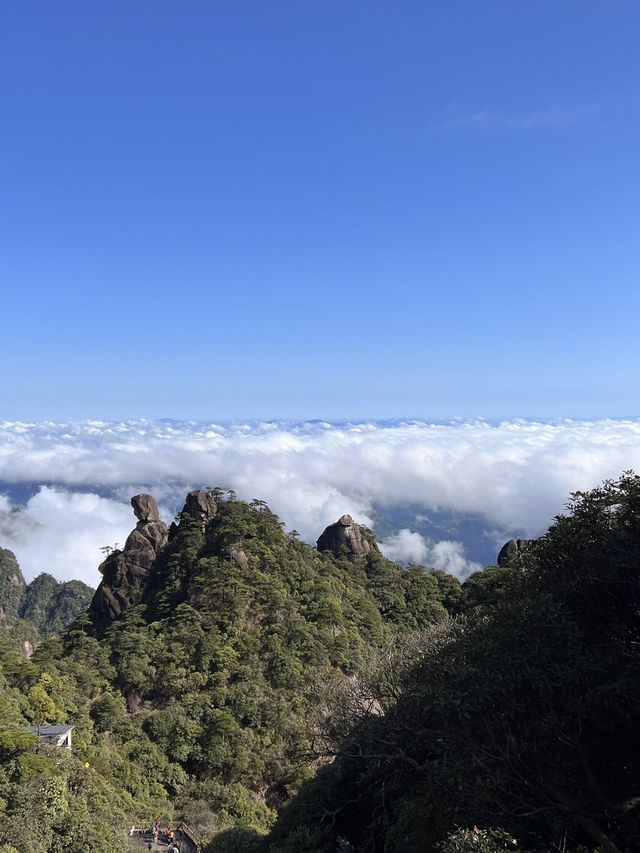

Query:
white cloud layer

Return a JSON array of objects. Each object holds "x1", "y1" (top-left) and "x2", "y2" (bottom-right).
[
  {"x1": 0, "y1": 418, "x2": 639, "y2": 584},
  {"x1": 0, "y1": 488, "x2": 133, "y2": 586},
  {"x1": 378, "y1": 529, "x2": 481, "y2": 579}
]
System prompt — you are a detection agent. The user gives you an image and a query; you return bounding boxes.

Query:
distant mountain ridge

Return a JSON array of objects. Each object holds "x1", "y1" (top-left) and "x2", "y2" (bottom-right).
[{"x1": 0, "y1": 547, "x2": 93, "y2": 642}]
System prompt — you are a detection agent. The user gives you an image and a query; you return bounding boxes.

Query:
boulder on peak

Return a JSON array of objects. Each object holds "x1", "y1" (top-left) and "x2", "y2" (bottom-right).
[
  {"x1": 131, "y1": 494, "x2": 161, "y2": 523},
  {"x1": 497, "y1": 538, "x2": 531, "y2": 567},
  {"x1": 182, "y1": 489, "x2": 219, "y2": 528},
  {"x1": 90, "y1": 494, "x2": 168, "y2": 626},
  {"x1": 317, "y1": 515, "x2": 379, "y2": 560}
]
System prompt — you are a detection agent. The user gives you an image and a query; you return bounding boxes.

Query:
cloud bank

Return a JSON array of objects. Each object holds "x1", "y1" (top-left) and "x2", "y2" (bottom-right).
[
  {"x1": 378, "y1": 529, "x2": 481, "y2": 579},
  {"x1": 0, "y1": 488, "x2": 133, "y2": 587},
  {"x1": 0, "y1": 418, "x2": 639, "y2": 584}
]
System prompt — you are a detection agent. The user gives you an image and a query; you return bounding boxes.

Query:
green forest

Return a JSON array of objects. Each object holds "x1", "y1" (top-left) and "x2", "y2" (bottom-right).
[
  {"x1": 0, "y1": 550, "x2": 93, "y2": 652},
  {"x1": 0, "y1": 476, "x2": 638, "y2": 852}
]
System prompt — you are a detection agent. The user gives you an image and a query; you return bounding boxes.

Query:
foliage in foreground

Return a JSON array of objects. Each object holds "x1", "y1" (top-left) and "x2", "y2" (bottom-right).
[
  {"x1": 266, "y1": 474, "x2": 640, "y2": 852},
  {"x1": 3, "y1": 476, "x2": 638, "y2": 851}
]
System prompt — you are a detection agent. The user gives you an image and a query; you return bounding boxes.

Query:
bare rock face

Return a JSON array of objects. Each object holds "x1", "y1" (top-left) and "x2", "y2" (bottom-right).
[
  {"x1": 169, "y1": 489, "x2": 219, "y2": 539},
  {"x1": 90, "y1": 494, "x2": 168, "y2": 624},
  {"x1": 222, "y1": 547, "x2": 249, "y2": 569},
  {"x1": 317, "y1": 514, "x2": 380, "y2": 559},
  {"x1": 131, "y1": 493, "x2": 161, "y2": 522},
  {"x1": 182, "y1": 489, "x2": 219, "y2": 529},
  {"x1": 497, "y1": 538, "x2": 531, "y2": 567}
]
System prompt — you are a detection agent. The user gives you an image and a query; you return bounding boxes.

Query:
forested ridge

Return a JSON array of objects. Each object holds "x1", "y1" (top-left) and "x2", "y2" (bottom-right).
[
  {"x1": 0, "y1": 549, "x2": 93, "y2": 653},
  {"x1": 0, "y1": 476, "x2": 638, "y2": 852}
]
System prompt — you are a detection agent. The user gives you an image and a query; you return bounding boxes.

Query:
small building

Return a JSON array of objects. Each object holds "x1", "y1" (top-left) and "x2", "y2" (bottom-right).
[{"x1": 26, "y1": 724, "x2": 74, "y2": 749}]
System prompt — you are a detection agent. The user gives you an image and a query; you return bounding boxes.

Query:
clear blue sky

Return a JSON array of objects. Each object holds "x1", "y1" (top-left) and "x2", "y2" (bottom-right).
[{"x1": 1, "y1": 1, "x2": 639, "y2": 420}]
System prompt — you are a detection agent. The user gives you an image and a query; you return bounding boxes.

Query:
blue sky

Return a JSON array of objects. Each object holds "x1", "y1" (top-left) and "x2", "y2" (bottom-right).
[{"x1": 1, "y1": 1, "x2": 639, "y2": 420}]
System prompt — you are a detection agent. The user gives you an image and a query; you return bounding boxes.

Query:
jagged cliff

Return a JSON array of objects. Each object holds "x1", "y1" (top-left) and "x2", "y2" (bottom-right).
[
  {"x1": 2, "y1": 478, "x2": 638, "y2": 852},
  {"x1": 67, "y1": 489, "x2": 453, "y2": 838}
]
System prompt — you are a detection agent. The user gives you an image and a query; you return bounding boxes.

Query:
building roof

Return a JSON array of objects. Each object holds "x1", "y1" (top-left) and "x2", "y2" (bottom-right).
[{"x1": 26, "y1": 725, "x2": 74, "y2": 736}]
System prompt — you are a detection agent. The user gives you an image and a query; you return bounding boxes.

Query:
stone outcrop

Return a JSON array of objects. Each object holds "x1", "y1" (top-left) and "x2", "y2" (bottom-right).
[
  {"x1": 131, "y1": 493, "x2": 161, "y2": 523},
  {"x1": 497, "y1": 538, "x2": 531, "y2": 567},
  {"x1": 316, "y1": 515, "x2": 379, "y2": 559},
  {"x1": 182, "y1": 489, "x2": 219, "y2": 529},
  {"x1": 222, "y1": 547, "x2": 249, "y2": 569},
  {"x1": 169, "y1": 489, "x2": 219, "y2": 539},
  {"x1": 90, "y1": 494, "x2": 168, "y2": 625}
]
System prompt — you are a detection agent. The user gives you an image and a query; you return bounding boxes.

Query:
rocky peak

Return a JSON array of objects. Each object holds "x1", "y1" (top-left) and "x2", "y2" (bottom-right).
[
  {"x1": 317, "y1": 515, "x2": 380, "y2": 559},
  {"x1": 90, "y1": 494, "x2": 168, "y2": 626},
  {"x1": 497, "y1": 538, "x2": 531, "y2": 567},
  {"x1": 168, "y1": 489, "x2": 219, "y2": 540},
  {"x1": 131, "y1": 493, "x2": 161, "y2": 522},
  {"x1": 182, "y1": 489, "x2": 219, "y2": 528}
]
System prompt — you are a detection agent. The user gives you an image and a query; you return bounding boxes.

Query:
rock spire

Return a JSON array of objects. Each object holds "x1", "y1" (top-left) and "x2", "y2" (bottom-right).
[{"x1": 90, "y1": 494, "x2": 168, "y2": 624}]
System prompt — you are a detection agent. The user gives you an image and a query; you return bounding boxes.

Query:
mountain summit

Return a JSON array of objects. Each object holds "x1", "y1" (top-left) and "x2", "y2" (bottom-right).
[
  {"x1": 316, "y1": 513, "x2": 380, "y2": 559},
  {"x1": 90, "y1": 493, "x2": 168, "y2": 625}
]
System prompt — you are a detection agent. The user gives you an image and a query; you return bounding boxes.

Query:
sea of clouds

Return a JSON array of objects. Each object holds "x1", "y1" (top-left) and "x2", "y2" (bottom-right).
[{"x1": 1, "y1": 418, "x2": 639, "y2": 585}]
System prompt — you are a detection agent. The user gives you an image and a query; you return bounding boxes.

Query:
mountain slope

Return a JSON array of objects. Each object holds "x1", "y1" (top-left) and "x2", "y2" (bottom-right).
[
  {"x1": 0, "y1": 551, "x2": 93, "y2": 650},
  {"x1": 0, "y1": 489, "x2": 461, "y2": 850},
  {"x1": 0, "y1": 548, "x2": 25, "y2": 620},
  {"x1": 263, "y1": 474, "x2": 640, "y2": 853}
]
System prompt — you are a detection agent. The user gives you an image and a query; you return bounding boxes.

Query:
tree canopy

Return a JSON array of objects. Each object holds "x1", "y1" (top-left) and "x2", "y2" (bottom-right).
[{"x1": 2, "y1": 477, "x2": 638, "y2": 851}]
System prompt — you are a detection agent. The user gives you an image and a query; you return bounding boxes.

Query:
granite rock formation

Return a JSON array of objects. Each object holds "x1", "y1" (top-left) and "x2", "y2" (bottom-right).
[
  {"x1": 169, "y1": 489, "x2": 219, "y2": 539},
  {"x1": 90, "y1": 494, "x2": 168, "y2": 624},
  {"x1": 182, "y1": 489, "x2": 219, "y2": 528},
  {"x1": 316, "y1": 514, "x2": 380, "y2": 559},
  {"x1": 497, "y1": 538, "x2": 531, "y2": 567},
  {"x1": 131, "y1": 493, "x2": 161, "y2": 523},
  {"x1": 222, "y1": 547, "x2": 249, "y2": 569}
]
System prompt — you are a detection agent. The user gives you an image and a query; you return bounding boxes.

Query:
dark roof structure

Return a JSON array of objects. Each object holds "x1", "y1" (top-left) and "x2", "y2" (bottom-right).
[{"x1": 26, "y1": 725, "x2": 74, "y2": 736}]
